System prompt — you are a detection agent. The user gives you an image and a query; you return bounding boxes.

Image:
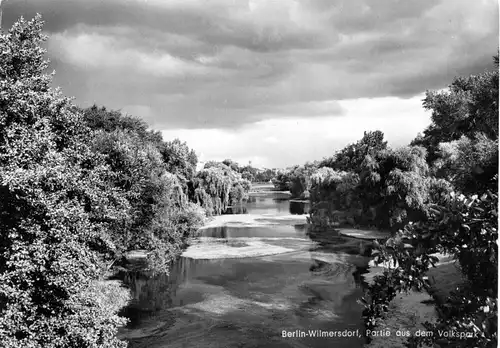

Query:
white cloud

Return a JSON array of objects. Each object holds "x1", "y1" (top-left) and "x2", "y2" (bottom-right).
[
  {"x1": 49, "y1": 30, "x2": 208, "y2": 77},
  {"x1": 162, "y1": 95, "x2": 432, "y2": 168}
]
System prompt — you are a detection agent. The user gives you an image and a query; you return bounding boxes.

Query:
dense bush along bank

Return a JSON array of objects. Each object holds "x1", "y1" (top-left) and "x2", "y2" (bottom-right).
[
  {"x1": 298, "y1": 58, "x2": 497, "y2": 346},
  {"x1": 271, "y1": 162, "x2": 318, "y2": 199},
  {"x1": 0, "y1": 16, "x2": 250, "y2": 347}
]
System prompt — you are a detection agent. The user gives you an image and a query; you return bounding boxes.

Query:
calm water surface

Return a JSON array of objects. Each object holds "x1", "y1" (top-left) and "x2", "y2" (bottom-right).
[{"x1": 118, "y1": 186, "x2": 368, "y2": 348}]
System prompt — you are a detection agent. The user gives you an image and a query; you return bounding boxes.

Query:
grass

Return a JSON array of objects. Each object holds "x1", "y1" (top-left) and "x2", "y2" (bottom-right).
[
  {"x1": 365, "y1": 256, "x2": 463, "y2": 348},
  {"x1": 426, "y1": 260, "x2": 463, "y2": 305},
  {"x1": 366, "y1": 290, "x2": 436, "y2": 348}
]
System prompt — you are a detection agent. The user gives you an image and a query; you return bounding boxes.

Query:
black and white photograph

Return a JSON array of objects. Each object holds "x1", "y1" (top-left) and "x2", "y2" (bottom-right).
[{"x1": 0, "y1": 1, "x2": 498, "y2": 347}]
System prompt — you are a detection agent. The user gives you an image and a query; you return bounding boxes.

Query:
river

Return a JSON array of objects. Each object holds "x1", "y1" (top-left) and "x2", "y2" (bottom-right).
[{"x1": 118, "y1": 184, "x2": 370, "y2": 348}]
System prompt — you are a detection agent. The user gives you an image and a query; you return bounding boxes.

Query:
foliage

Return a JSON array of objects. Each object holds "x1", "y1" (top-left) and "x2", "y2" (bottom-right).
[
  {"x1": 190, "y1": 162, "x2": 250, "y2": 215},
  {"x1": 310, "y1": 144, "x2": 432, "y2": 232},
  {"x1": 358, "y1": 55, "x2": 498, "y2": 348},
  {"x1": 271, "y1": 169, "x2": 292, "y2": 191},
  {"x1": 222, "y1": 158, "x2": 240, "y2": 172},
  {"x1": 320, "y1": 130, "x2": 388, "y2": 172},
  {"x1": 411, "y1": 56, "x2": 498, "y2": 164},
  {"x1": 82, "y1": 105, "x2": 161, "y2": 143},
  {"x1": 308, "y1": 168, "x2": 360, "y2": 229},
  {"x1": 157, "y1": 138, "x2": 198, "y2": 182},
  {"x1": 88, "y1": 128, "x2": 205, "y2": 273},
  {"x1": 83, "y1": 106, "x2": 198, "y2": 183},
  {"x1": 253, "y1": 168, "x2": 276, "y2": 182},
  {"x1": 433, "y1": 134, "x2": 498, "y2": 194},
  {"x1": 240, "y1": 165, "x2": 275, "y2": 183},
  {"x1": 361, "y1": 191, "x2": 497, "y2": 348},
  {"x1": 0, "y1": 16, "x2": 130, "y2": 347},
  {"x1": 206, "y1": 160, "x2": 275, "y2": 183},
  {"x1": 271, "y1": 162, "x2": 318, "y2": 199},
  {"x1": 0, "y1": 15, "x2": 209, "y2": 347},
  {"x1": 190, "y1": 167, "x2": 233, "y2": 215},
  {"x1": 82, "y1": 104, "x2": 206, "y2": 272}
]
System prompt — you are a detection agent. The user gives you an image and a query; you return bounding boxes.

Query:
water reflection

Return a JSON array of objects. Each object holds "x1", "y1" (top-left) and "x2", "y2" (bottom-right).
[
  {"x1": 119, "y1": 186, "x2": 367, "y2": 348},
  {"x1": 119, "y1": 257, "x2": 222, "y2": 328},
  {"x1": 289, "y1": 201, "x2": 310, "y2": 215},
  {"x1": 120, "y1": 254, "x2": 368, "y2": 336},
  {"x1": 200, "y1": 225, "x2": 308, "y2": 239},
  {"x1": 223, "y1": 205, "x2": 248, "y2": 214},
  {"x1": 224, "y1": 195, "x2": 309, "y2": 216}
]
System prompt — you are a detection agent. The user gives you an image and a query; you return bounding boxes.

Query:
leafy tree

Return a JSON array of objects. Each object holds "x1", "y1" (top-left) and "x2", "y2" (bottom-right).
[
  {"x1": 321, "y1": 130, "x2": 388, "y2": 172},
  {"x1": 241, "y1": 170, "x2": 254, "y2": 182},
  {"x1": 361, "y1": 145, "x2": 430, "y2": 230},
  {"x1": 288, "y1": 163, "x2": 318, "y2": 199},
  {"x1": 433, "y1": 134, "x2": 498, "y2": 193},
  {"x1": 82, "y1": 104, "x2": 161, "y2": 143},
  {"x1": 271, "y1": 163, "x2": 318, "y2": 198},
  {"x1": 271, "y1": 169, "x2": 292, "y2": 191},
  {"x1": 157, "y1": 138, "x2": 198, "y2": 181},
  {"x1": 360, "y1": 54, "x2": 498, "y2": 348},
  {"x1": 89, "y1": 129, "x2": 204, "y2": 265},
  {"x1": 190, "y1": 167, "x2": 233, "y2": 215},
  {"x1": 190, "y1": 162, "x2": 250, "y2": 215},
  {"x1": 308, "y1": 168, "x2": 360, "y2": 229},
  {"x1": 0, "y1": 16, "x2": 130, "y2": 347},
  {"x1": 222, "y1": 158, "x2": 240, "y2": 172},
  {"x1": 83, "y1": 106, "x2": 198, "y2": 183},
  {"x1": 310, "y1": 142, "x2": 431, "y2": 232},
  {"x1": 254, "y1": 168, "x2": 275, "y2": 182},
  {"x1": 362, "y1": 191, "x2": 497, "y2": 348},
  {"x1": 412, "y1": 56, "x2": 498, "y2": 164}
]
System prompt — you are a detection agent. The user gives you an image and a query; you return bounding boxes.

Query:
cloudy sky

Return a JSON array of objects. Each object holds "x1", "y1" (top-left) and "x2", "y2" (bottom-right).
[{"x1": 4, "y1": 0, "x2": 498, "y2": 168}]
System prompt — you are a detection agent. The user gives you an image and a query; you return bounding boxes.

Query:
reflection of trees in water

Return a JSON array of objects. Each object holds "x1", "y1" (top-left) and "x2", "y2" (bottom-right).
[
  {"x1": 352, "y1": 266, "x2": 369, "y2": 289},
  {"x1": 223, "y1": 205, "x2": 248, "y2": 214},
  {"x1": 273, "y1": 197, "x2": 289, "y2": 202},
  {"x1": 201, "y1": 226, "x2": 228, "y2": 238},
  {"x1": 289, "y1": 201, "x2": 310, "y2": 215},
  {"x1": 302, "y1": 255, "x2": 369, "y2": 322},
  {"x1": 293, "y1": 224, "x2": 311, "y2": 237},
  {"x1": 299, "y1": 260, "x2": 363, "y2": 319},
  {"x1": 119, "y1": 257, "x2": 212, "y2": 327}
]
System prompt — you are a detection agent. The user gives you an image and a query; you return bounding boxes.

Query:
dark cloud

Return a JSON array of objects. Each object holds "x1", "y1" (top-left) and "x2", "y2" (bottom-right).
[
  {"x1": 4, "y1": 0, "x2": 323, "y2": 52},
  {"x1": 3, "y1": 0, "x2": 498, "y2": 130}
]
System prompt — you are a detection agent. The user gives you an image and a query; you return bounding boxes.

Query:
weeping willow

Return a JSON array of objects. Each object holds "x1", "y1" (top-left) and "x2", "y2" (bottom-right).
[{"x1": 191, "y1": 166, "x2": 250, "y2": 215}]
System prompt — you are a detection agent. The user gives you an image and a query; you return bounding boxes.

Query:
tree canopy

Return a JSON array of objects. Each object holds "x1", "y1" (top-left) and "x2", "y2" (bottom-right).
[
  {"x1": 0, "y1": 16, "x2": 131, "y2": 347},
  {"x1": 0, "y1": 16, "x2": 208, "y2": 347}
]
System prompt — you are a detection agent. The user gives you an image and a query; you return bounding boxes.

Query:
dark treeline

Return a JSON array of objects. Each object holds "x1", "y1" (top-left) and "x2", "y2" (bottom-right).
[
  {"x1": 275, "y1": 54, "x2": 498, "y2": 347},
  {"x1": 0, "y1": 16, "x2": 251, "y2": 347}
]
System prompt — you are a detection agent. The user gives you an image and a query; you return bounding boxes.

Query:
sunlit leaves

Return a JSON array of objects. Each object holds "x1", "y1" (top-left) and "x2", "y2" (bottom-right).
[{"x1": 0, "y1": 16, "x2": 131, "y2": 347}]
